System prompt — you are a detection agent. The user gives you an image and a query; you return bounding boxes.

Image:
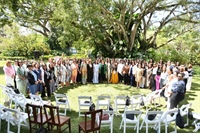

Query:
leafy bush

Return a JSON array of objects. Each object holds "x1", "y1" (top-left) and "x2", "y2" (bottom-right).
[{"x1": 0, "y1": 56, "x2": 26, "y2": 61}]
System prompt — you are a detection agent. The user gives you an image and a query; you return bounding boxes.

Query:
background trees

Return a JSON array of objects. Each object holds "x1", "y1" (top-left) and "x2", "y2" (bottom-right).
[{"x1": 0, "y1": 0, "x2": 199, "y2": 63}]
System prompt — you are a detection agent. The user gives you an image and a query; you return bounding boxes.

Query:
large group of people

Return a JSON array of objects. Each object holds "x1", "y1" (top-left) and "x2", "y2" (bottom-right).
[{"x1": 3, "y1": 57, "x2": 193, "y2": 109}]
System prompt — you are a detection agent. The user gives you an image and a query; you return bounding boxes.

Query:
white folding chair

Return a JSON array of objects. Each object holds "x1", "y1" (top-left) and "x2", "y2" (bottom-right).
[
  {"x1": 96, "y1": 95, "x2": 111, "y2": 110},
  {"x1": 119, "y1": 106, "x2": 142, "y2": 133},
  {"x1": 4, "y1": 108, "x2": 29, "y2": 133},
  {"x1": 114, "y1": 95, "x2": 126, "y2": 116},
  {"x1": 78, "y1": 96, "x2": 92, "y2": 117},
  {"x1": 140, "y1": 110, "x2": 163, "y2": 133},
  {"x1": 142, "y1": 90, "x2": 161, "y2": 110},
  {"x1": 179, "y1": 103, "x2": 192, "y2": 127},
  {"x1": 98, "y1": 110, "x2": 114, "y2": 133},
  {"x1": 54, "y1": 93, "x2": 71, "y2": 116},
  {"x1": 13, "y1": 93, "x2": 32, "y2": 112},
  {"x1": 0, "y1": 85, "x2": 9, "y2": 104},
  {"x1": 161, "y1": 108, "x2": 178, "y2": 133},
  {"x1": 30, "y1": 94, "x2": 51, "y2": 106},
  {"x1": 152, "y1": 90, "x2": 162, "y2": 106},
  {"x1": 130, "y1": 95, "x2": 143, "y2": 110},
  {"x1": 192, "y1": 112, "x2": 200, "y2": 132},
  {"x1": 4, "y1": 86, "x2": 16, "y2": 108}
]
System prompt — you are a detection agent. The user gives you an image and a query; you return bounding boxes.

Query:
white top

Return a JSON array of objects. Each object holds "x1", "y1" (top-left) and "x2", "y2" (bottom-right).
[
  {"x1": 152, "y1": 67, "x2": 158, "y2": 75},
  {"x1": 117, "y1": 63, "x2": 124, "y2": 74}
]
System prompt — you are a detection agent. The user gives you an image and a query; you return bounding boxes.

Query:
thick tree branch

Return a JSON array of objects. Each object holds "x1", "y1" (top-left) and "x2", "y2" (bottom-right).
[{"x1": 156, "y1": 28, "x2": 194, "y2": 49}]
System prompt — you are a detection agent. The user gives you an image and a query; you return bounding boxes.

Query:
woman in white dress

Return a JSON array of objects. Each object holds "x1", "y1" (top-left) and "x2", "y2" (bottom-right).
[
  {"x1": 93, "y1": 60, "x2": 99, "y2": 83},
  {"x1": 106, "y1": 58, "x2": 111, "y2": 83}
]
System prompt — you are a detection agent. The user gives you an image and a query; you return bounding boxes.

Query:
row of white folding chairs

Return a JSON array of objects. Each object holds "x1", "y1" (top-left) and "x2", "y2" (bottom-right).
[
  {"x1": 120, "y1": 103, "x2": 192, "y2": 133},
  {"x1": 120, "y1": 106, "x2": 178, "y2": 133},
  {"x1": 0, "y1": 84, "x2": 71, "y2": 116},
  {"x1": 78, "y1": 95, "x2": 143, "y2": 116},
  {"x1": 0, "y1": 104, "x2": 29, "y2": 133},
  {"x1": 97, "y1": 103, "x2": 192, "y2": 133},
  {"x1": 78, "y1": 91, "x2": 162, "y2": 117}
]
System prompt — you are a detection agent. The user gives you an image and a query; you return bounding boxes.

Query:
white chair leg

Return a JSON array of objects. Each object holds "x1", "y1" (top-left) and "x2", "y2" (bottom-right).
[
  {"x1": 146, "y1": 123, "x2": 148, "y2": 133},
  {"x1": 7, "y1": 119, "x2": 10, "y2": 133},
  {"x1": 18, "y1": 122, "x2": 21, "y2": 133},
  {"x1": 184, "y1": 117, "x2": 189, "y2": 127},
  {"x1": 158, "y1": 123, "x2": 161, "y2": 133},
  {"x1": 123, "y1": 121, "x2": 126, "y2": 133},
  {"x1": 111, "y1": 123, "x2": 113, "y2": 133},
  {"x1": 119, "y1": 119, "x2": 123, "y2": 129},
  {"x1": 137, "y1": 122, "x2": 139, "y2": 133},
  {"x1": 140, "y1": 120, "x2": 144, "y2": 130},
  {"x1": 0, "y1": 119, "x2": 1, "y2": 131},
  {"x1": 64, "y1": 104, "x2": 67, "y2": 115}
]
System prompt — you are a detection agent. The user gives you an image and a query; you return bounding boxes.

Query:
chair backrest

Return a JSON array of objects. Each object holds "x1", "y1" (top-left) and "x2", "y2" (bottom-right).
[
  {"x1": 130, "y1": 95, "x2": 143, "y2": 109},
  {"x1": 97, "y1": 95, "x2": 111, "y2": 109},
  {"x1": 145, "y1": 110, "x2": 163, "y2": 121},
  {"x1": 115, "y1": 95, "x2": 126, "y2": 100},
  {"x1": 0, "y1": 104, "x2": 6, "y2": 120},
  {"x1": 84, "y1": 109, "x2": 103, "y2": 132},
  {"x1": 30, "y1": 94, "x2": 44, "y2": 106},
  {"x1": 4, "y1": 108, "x2": 21, "y2": 123},
  {"x1": 180, "y1": 103, "x2": 192, "y2": 114},
  {"x1": 78, "y1": 96, "x2": 92, "y2": 105},
  {"x1": 54, "y1": 93, "x2": 70, "y2": 105},
  {"x1": 124, "y1": 110, "x2": 142, "y2": 121},
  {"x1": 26, "y1": 103, "x2": 44, "y2": 124},
  {"x1": 161, "y1": 108, "x2": 178, "y2": 121},
  {"x1": 97, "y1": 95, "x2": 110, "y2": 100},
  {"x1": 43, "y1": 104, "x2": 60, "y2": 124}
]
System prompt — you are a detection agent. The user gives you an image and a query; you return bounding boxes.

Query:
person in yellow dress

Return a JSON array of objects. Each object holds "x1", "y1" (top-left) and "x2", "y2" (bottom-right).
[{"x1": 110, "y1": 63, "x2": 119, "y2": 84}]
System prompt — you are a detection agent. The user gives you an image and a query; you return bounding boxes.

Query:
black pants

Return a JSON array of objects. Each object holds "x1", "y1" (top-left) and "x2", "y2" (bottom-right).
[
  {"x1": 151, "y1": 74, "x2": 156, "y2": 91},
  {"x1": 118, "y1": 73, "x2": 123, "y2": 83},
  {"x1": 170, "y1": 92, "x2": 185, "y2": 109},
  {"x1": 42, "y1": 82, "x2": 51, "y2": 97},
  {"x1": 124, "y1": 74, "x2": 129, "y2": 85},
  {"x1": 130, "y1": 75, "x2": 136, "y2": 87}
]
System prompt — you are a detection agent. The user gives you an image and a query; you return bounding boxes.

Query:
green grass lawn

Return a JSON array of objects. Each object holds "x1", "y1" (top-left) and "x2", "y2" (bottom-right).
[{"x1": 0, "y1": 61, "x2": 199, "y2": 133}]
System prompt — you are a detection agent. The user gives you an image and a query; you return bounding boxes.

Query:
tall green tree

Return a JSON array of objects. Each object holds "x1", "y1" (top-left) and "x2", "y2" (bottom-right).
[
  {"x1": 1, "y1": 0, "x2": 199, "y2": 58},
  {"x1": 0, "y1": 23, "x2": 50, "y2": 57}
]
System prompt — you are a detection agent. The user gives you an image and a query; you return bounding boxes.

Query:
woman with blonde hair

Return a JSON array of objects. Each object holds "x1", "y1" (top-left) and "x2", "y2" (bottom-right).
[{"x1": 3, "y1": 60, "x2": 15, "y2": 85}]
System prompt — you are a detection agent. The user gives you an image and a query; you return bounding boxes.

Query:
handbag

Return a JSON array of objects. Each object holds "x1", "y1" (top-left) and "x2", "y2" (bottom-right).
[
  {"x1": 125, "y1": 96, "x2": 130, "y2": 106},
  {"x1": 148, "y1": 114, "x2": 157, "y2": 120},
  {"x1": 109, "y1": 105, "x2": 114, "y2": 111},
  {"x1": 140, "y1": 97, "x2": 144, "y2": 106},
  {"x1": 126, "y1": 114, "x2": 135, "y2": 120},
  {"x1": 89, "y1": 103, "x2": 95, "y2": 111},
  {"x1": 160, "y1": 89, "x2": 165, "y2": 97},
  {"x1": 176, "y1": 109, "x2": 185, "y2": 128}
]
